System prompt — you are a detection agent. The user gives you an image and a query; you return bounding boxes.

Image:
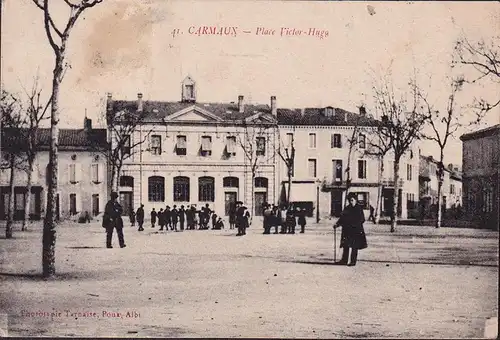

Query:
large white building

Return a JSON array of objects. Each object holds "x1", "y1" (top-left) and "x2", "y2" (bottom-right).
[{"x1": 109, "y1": 77, "x2": 279, "y2": 217}]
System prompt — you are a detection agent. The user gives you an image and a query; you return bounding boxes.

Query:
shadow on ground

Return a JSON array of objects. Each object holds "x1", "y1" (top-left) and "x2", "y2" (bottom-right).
[{"x1": 0, "y1": 270, "x2": 113, "y2": 281}]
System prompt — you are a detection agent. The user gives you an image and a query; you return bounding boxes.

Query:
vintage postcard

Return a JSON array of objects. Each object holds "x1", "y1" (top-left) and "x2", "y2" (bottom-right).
[{"x1": 0, "y1": 0, "x2": 498, "y2": 338}]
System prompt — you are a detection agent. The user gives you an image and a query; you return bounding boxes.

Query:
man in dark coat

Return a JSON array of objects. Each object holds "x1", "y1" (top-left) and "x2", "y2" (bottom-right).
[
  {"x1": 179, "y1": 205, "x2": 186, "y2": 231},
  {"x1": 136, "y1": 204, "x2": 145, "y2": 231},
  {"x1": 165, "y1": 206, "x2": 172, "y2": 230},
  {"x1": 158, "y1": 208, "x2": 165, "y2": 231},
  {"x1": 171, "y1": 205, "x2": 179, "y2": 231},
  {"x1": 297, "y1": 207, "x2": 307, "y2": 233},
  {"x1": 103, "y1": 192, "x2": 126, "y2": 248},
  {"x1": 235, "y1": 201, "x2": 245, "y2": 236},
  {"x1": 333, "y1": 193, "x2": 368, "y2": 266},
  {"x1": 150, "y1": 208, "x2": 157, "y2": 228}
]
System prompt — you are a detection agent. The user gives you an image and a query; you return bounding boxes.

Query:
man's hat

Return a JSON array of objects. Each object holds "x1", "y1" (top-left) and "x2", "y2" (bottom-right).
[{"x1": 110, "y1": 192, "x2": 118, "y2": 199}]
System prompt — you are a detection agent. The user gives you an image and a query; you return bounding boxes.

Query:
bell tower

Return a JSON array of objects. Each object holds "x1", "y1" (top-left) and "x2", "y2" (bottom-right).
[{"x1": 181, "y1": 76, "x2": 196, "y2": 103}]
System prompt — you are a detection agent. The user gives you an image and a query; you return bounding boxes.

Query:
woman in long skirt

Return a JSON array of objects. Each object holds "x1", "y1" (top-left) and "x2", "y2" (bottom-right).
[{"x1": 333, "y1": 192, "x2": 368, "y2": 266}]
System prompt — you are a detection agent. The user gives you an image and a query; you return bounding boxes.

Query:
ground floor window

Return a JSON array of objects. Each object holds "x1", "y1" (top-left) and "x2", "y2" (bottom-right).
[
  {"x1": 353, "y1": 192, "x2": 368, "y2": 209},
  {"x1": 199, "y1": 177, "x2": 215, "y2": 202},
  {"x1": 148, "y1": 176, "x2": 165, "y2": 202},
  {"x1": 174, "y1": 176, "x2": 190, "y2": 202}
]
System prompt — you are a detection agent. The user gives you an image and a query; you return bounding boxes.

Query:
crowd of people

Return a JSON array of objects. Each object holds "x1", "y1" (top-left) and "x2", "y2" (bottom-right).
[
  {"x1": 262, "y1": 203, "x2": 308, "y2": 234},
  {"x1": 102, "y1": 192, "x2": 368, "y2": 267},
  {"x1": 128, "y1": 203, "x2": 226, "y2": 232}
]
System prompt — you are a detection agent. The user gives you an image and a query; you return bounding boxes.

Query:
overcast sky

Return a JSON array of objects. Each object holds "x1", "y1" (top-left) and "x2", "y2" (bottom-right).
[{"x1": 2, "y1": 0, "x2": 499, "y2": 166}]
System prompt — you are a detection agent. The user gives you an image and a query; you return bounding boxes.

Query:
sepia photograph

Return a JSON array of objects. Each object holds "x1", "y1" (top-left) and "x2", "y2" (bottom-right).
[{"x1": 0, "y1": 0, "x2": 498, "y2": 338}]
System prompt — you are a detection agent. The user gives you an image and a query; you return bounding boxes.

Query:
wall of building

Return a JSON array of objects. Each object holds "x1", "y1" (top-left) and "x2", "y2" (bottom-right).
[
  {"x1": 277, "y1": 125, "x2": 420, "y2": 219},
  {"x1": 118, "y1": 123, "x2": 278, "y2": 217},
  {"x1": 0, "y1": 150, "x2": 107, "y2": 220}
]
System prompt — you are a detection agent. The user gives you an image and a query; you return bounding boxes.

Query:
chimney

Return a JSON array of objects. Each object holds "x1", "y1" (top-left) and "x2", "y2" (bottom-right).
[
  {"x1": 238, "y1": 95, "x2": 244, "y2": 113},
  {"x1": 270, "y1": 96, "x2": 277, "y2": 116},
  {"x1": 106, "y1": 93, "x2": 113, "y2": 111},
  {"x1": 359, "y1": 106, "x2": 366, "y2": 116},
  {"x1": 448, "y1": 163, "x2": 454, "y2": 171},
  {"x1": 137, "y1": 93, "x2": 143, "y2": 112},
  {"x1": 84, "y1": 117, "x2": 92, "y2": 132}
]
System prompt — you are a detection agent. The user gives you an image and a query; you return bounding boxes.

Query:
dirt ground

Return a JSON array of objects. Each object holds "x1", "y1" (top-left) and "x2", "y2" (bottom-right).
[{"x1": 0, "y1": 219, "x2": 498, "y2": 338}]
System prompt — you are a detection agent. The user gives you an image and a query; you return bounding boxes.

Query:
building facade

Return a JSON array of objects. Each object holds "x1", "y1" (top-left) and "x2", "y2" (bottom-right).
[
  {"x1": 108, "y1": 77, "x2": 421, "y2": 220},
  {"x1": 0, "y1": 119, "x2": 108, "y2": 220},
  {"x1": 109, "y1": 77, "x2": 279, "y2": 217},
  {"x1": 418, "y1": 154, "x2": 462, "y2": 219},
  {"x1": 460, "y1": 124, "x2": 499, "y2": 230},
  {"x1": 276, "y1": 107, "x2": 420, "y2": 219}
]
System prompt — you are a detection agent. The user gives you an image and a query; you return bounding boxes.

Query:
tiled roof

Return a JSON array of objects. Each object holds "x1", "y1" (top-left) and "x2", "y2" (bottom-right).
[
  {"x1": 111, "y1": 100, "x2": 378, "y2": 126},
  {"x1": 111, "y1": 100, "x2": 272, "y2": 122},
  {"x1": 460, "y1": 124, "x2": 500, "y2": 141},
  {"x1": 1, "y1": 128, "x2": 107, "y2": 151},
  {"x1": 277, "y1": 107, "x2": 377, "y2": 126}
]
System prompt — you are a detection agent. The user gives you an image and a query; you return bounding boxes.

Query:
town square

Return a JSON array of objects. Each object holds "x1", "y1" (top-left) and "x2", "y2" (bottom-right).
[{"x1": 1, "y1": 0, "x2": 499, "y2": 338}]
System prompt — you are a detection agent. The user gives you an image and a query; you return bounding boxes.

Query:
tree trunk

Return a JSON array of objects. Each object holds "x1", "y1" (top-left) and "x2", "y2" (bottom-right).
[
  {"x1": 436, "y1": 165, "x2": 444, "y2": 229},
  {"x1": 113, "y1": 164, "x2": 121, "y2": 192},
  {"x1": 374, "y1": 156, "x2": 384, "y2": 225},
  {"x1": 286, "y1": 168, "x2": 292, "y2": 204},
  {"x1": 22, "y1": 162, "x2": 33, "y2": 231},
  {"x1": 250, "y1": 173, "x2": 255, "y2": 223},
  {"x1": 42, "y1": 65, "x2": 62, "y2": 277},
  {"x1": 390, "y1": 159, "x2": 400, "y2": 233},
  {"x1": 5, "y1": 155, "x2": 15, "y2": 239}
]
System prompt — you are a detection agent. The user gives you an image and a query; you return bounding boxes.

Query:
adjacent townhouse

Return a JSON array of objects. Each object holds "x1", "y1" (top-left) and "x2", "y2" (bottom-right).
[
  {"x1": 277, "y1": 106, "x2": 420, "y2": 219},
  {"x1": 460, "y1": 124, "x2": 499, "y2": 230},
  {"x1": 0, "y1": 119, "x2": 108, "y2": 220},
  {"x1": 418, "y1": 154, "x2": 462, "y2": 219}
]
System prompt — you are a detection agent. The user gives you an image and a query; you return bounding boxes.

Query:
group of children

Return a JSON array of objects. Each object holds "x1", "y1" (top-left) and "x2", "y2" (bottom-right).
[
  {"x1": 129, "y1": 203, "x2": 225, "y2": 231},
  {"x1": 262, "y1": 203, "x2": 308, "y2": 234}
]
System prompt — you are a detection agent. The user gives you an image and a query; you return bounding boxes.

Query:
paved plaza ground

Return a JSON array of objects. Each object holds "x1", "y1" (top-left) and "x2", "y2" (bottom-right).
[{"x1": 0, "y1": 218, "x2": 498, "y2": 338}]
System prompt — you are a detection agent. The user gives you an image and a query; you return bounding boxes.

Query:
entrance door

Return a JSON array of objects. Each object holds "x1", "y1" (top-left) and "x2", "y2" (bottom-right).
[
  {"x1": 92, "y1": 194, "x2": 100, "y2": 216},
  {"x1": 330, "y1": 189, "x2": 343, "y2": 217},
  {"x1": 224, "y1": 192, "x2": 237, "y2": 216},
  {"x1": 120, "y1": 192, "x2": 133, "y2": 216},
  {"x1": 254, "y1": 192, "x2": 267, "y2": 216},
  {"x1": 383, "y1": 188, "x2": 394, "y2": 217},
  {"x1": 69, "y1": 194, "x2": 77, "y2": 216}
]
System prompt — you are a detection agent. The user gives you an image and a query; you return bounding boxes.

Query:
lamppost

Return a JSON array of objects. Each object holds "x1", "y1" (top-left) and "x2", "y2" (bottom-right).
[{"x1": 316, "y1": 178, "x2": 321, "y2": 223}]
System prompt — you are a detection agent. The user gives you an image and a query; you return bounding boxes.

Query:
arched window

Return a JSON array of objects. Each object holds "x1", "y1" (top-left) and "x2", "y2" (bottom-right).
[
  {"x1": 120, "y1": 176, "x2": 134, "y2": 187},
  {"x1": 223, "y1": 177, "x2": 239, "y2": 188},
  {"x1": 148, "y1": 176, "x2": 165, "y2": 202},
  {"x1": 173, "y1": 176, "x2": 190, "y2": 202},
  {"x1": 254, "y1": 177, "x2": 268, "y2": 188},
  {"x1": 198, "y1": 176, "x2": 215, "y2": 202}
]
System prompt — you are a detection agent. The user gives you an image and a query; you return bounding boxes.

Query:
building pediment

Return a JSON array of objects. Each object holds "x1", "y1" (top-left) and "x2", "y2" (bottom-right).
[{"x1": 164, "y1": 105, "x2": 224, "y2": 122}]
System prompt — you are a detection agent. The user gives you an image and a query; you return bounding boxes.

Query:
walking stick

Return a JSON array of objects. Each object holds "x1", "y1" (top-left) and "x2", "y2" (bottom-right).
[{"x1": 333, "y1": 225, "x2": 337, "y2": 262}]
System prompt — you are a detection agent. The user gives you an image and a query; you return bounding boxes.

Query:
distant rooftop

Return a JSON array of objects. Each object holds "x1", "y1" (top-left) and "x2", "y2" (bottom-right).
[{"x1": 460, "y1": 124, "x2": 500, "y2": 142}]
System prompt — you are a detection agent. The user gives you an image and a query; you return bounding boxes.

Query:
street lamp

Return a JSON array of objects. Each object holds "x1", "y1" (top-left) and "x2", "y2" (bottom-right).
[{"x1": 316, "y1": 178, "x2": 321, "y2": 223}]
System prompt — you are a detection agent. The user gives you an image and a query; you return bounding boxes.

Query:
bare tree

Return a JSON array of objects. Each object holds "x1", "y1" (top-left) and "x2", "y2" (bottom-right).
[
  {"x1": 344, "y1": 115, "x2": 362, "y2": 200},
  {"x1": 20, "y1": 80, "x2": 51, "y2": 232},
  {"x1": 276, "y1": 126, "x2": 295, "y2": 205},
  {"x1": 237, "y1": 121, "x2": 275, "y2": 218},
  {"x1": 1, "y1": 90, "x2": 28, "y2": 239},
  {"x1": 454, "y1": 35, "x2": 500, "y2": 115},
  {"x1": 419, "y1": 76, "x2": 466, "y2": 228},
  {"x1": 373, "y1": 76, "x2": 427, "y2": 232},
  {"x1": 97, "y1": 108, "x2": 152, "y2": 192},
  {"x1": 363, "y1": 122, "x2": 392, "y2": 224},
  {"x1": 32, "y1": 0, "x2": 103, "y2": 277}
]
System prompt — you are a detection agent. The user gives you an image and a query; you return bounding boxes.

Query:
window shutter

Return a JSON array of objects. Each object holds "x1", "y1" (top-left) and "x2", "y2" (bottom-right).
[
  {"x1": 75, "y1": 163, "x2": 82, "y2": 183},
  {"x1": 76, "y1": 194, "x2": 82, "y2": 213},
  {"x1": 99, "y1": 163, "x2": 105, "y2": 184},
  {"x1": 68, "y1": 164, "x2": 73, "y2": 184}
]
